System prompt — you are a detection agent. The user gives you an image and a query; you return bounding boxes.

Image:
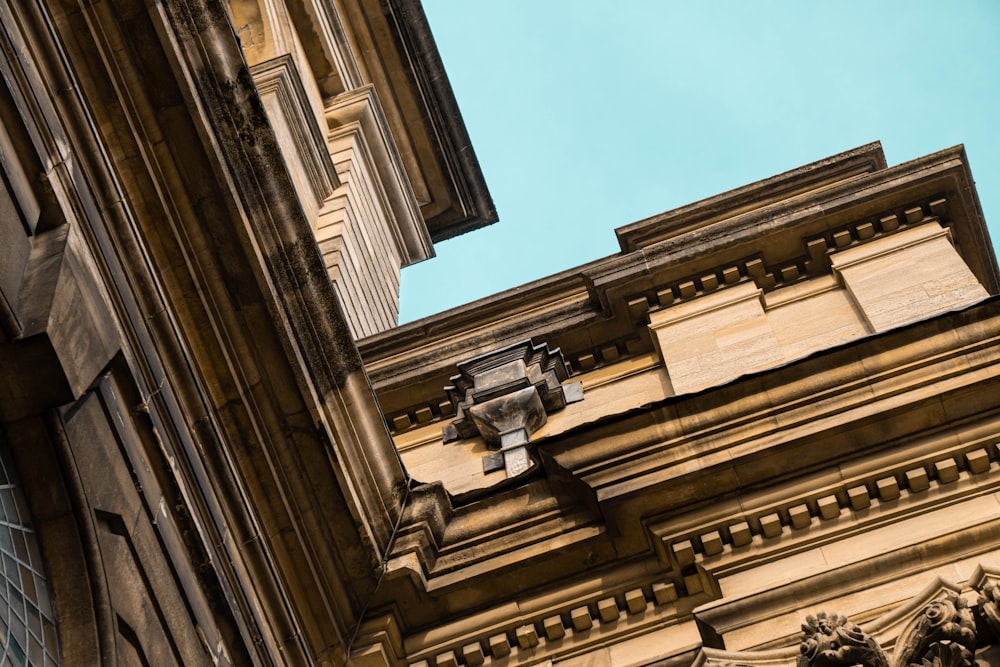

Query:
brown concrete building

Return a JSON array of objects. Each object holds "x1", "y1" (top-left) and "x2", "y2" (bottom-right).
[{"x1": 2, "y1": 1, "x2": 1000, "y2": 666}]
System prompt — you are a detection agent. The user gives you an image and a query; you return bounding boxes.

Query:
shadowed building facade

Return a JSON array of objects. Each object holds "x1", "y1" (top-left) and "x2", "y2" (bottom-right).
[{"x1": 1, "y1": 1, "x2": 1000, "y2": 666}]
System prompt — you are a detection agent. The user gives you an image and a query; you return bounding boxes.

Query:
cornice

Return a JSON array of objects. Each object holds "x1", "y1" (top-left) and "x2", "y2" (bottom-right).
[
  {"x1": 383, "y1": 0, "x2": 498, "y2": 239},
  {"x1": 614, "y1": 141, "x2": 887, "y2": 253},
  {"x1": 361, "y1": 145, "x2": 999, "y2": 433},
  {"x1": 330, "y1": 0, "x2": 497, "y2": 241},
  {"x1": 325, "y1": 83, "x2": 433, "y2": 265},
  {"x1": 542, "y1": 298, "x2": 1000, "y2": 514},
  {"x1": 370, "y1": 299, "x2": 1000, "y2": 661},
  {"x1": 250, "y1": 54, "x2": 341, "y2": 210}
]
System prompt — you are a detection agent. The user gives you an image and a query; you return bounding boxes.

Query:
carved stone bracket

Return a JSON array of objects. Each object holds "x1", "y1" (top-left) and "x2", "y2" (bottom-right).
[{"x1": 442, "y1": 340, "x2": 583, "y2": 478}]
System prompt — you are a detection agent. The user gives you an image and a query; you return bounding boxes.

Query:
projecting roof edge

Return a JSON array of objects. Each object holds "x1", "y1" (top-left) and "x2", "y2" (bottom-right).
[
  {"x1": 361, "y1": 144, "x2": 996, "y2": 404},
  {"x1": 614, "y1": 141, "x2": 888, "y2": 252},
  {"x1": 383, "y1": 0, "x2": 498, "y2": 240}
]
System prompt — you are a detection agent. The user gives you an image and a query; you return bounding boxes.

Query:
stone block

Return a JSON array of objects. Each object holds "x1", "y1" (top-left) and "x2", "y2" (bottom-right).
[
  {"x1": 570, "y1": 606, "x2": 592, "y2": 632},
  {"x1": 624, "y1": 589, "x2": 646, "y2": 614},
  {"x1": 435, "y1": 651, "x2": 457, "y2": 667},
  {"x1": 847, "y1": 485, "x2": 871, "y2": 510},
  {"x1": 906, "y1": 467, "x2": 930, "y2": 492},
  {"x1": 461, "y1": 643, "x2": 485, "y2": 666},
  {"x1": 251, "y1": 56, "x2": 339, "y2": 215},
  {"x1": 683, "y1": 566, "x2": 715, "y2": 596},
  {"x1": 392, "y1": 414, "x2": 411, "y2": 432},
  {"x1": 788, "y1": 504, "x2": 811, "y2": 529},
  {"x1": 542, "y1": 615, "x2": 564, "y2": 641},
  {"x1": 876, "y1": 476, "x2": 900, "y2": 501},
  {"x1": 649, "y1": 282, "x2": 782, "y2": 395},
  {"x1": 597, "y1": 597, "x2": 619, "y2": 623},
  {"x1": 0, "y1": 224, "x2": 122, "y2": 421},
  {"x1": 729, "y1": 521, "x2": 752, "y2": 547},
  {"x1": 671, "y1": 539, "x2": 695, "y2": 565},
  {"x1": 904, "y1": 206, "x2": 924, "y2": 223},
  {"x1": 935, "y1": 459, "x2": 959, "y2": 484},
  {"x1": 488, "y1": 634, "x2": 510, "y2": 658},
  {"x1": 817, "y1": 495, "x2": 841, "y2": 520},
  {"x1": 880, "y1": 214, "x2": 899, "y2": 231},
  {"x1": 515, "y1": 624, "x2": 538, "y2": 649},
  {"x1": 700, "y1": 530, "x2": 723, "y2": 555},
  {"x1": 831, "y1": 223, "x2": 988, "y2": 334},
  {"x1": 652, "y1": 582, "x2": 677, "y2": 605},
  {"x1": 966, "y1": 448, "x2": 991, "y2": 474},
  {"x1": 759, "y1": 513, "x2": 782, "y2": 538},
  {"x1": 765, "y1": 277, "x2": 868, "y2": 362},
  {"x1": 628, "y1": 297, "x2": 649, "y2": 319}
]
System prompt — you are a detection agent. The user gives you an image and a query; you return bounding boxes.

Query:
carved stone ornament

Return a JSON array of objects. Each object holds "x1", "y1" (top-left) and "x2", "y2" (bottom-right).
[
  {"x1": 797, "y1": 612, "x2": 888, "y2": 667},
  {"x1": 698, "y1": 575, "x2": 1000, "y2": 667},
  {"x1": 442, "y1": 340, "x2": 583, "y2": 478},
  {"x1": 893, "y1": 592, "x2": 976, "y2": 667},
  {"x1": 977, "y1": 580, "x2": 1000, "y2": 640}
]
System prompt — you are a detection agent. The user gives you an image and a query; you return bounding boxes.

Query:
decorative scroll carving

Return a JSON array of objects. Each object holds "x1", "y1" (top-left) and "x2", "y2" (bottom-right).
[
  {"x1": 977, "y1": 580, "x2": 1000, "y2": 640},
  {"x1": 894, "y1": 592, "x2": 976, "y2": 667},
  {"x1": 797, "y1": 612, "x2": 888, "y2": 667},
  {"x1": 913, "y1": 642, "x2": 971, "y2": 667},
  {"x1": 442, "y1": 340, "x2": 582, "y2": 478},
  {"x1": 699, "y1": 575, "x2": 1000, "y2": 667}
]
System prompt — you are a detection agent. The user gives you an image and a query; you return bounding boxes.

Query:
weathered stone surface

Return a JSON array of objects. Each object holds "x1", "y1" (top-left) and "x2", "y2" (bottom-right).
[
  {"x1": 832, "y1": 223, "x2": 989, "y2": 333},
  {"x1": 7, "y1": 5, "x2": 1000, "y2": 661}
]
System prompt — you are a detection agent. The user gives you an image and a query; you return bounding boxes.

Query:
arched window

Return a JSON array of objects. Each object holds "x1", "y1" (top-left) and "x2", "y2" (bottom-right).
[{"x1": 0, "y1": 435, "x2": 59, "y2": 666}]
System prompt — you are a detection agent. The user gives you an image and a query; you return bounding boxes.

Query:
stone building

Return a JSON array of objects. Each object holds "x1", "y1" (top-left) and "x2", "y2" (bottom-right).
[{"x1": 1, "y1": 1, "x2": 999, "y2": 666}]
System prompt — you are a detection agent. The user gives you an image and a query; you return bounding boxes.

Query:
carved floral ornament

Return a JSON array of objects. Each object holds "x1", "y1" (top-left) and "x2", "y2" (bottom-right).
[
  {"x1": 697, "y1": 572, "x2": 1000, "y2": 667},
  {"x1": 796, "y1": 589, "x2": 992, "y2": 667}
]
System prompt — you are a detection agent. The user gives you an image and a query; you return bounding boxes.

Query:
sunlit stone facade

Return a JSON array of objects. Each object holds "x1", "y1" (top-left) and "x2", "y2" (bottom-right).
[{"x1": 1, "y1": 1, "x2": 999, "y2": 665}]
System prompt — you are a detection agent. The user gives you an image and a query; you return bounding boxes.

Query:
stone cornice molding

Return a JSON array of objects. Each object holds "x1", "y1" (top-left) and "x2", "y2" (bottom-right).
[
  {"x1": 360, "y1": 146, "x2": 999, "y2": 432},
  {"x1": 381, "y1": 0, "x2": 498, "y2": 240},
  {"x1": 255, "y1": 0, "x2": 499, "y2": 238},
  {"x1": 325, "y1": 83, "x2": 433, "y2": 265},
  {"x1": 615, "y1": 142, "x2": 887, "y2": 253},
  {"x1": 250, "y1": 54, "x2": 341, "y2": 210},
  {"x1": 363, "y1": 300, "x2": 1000, "y2": 662},
  {"x1": 376, "y1": 553, "x2": 706, "y2": 667},
  {"x1": 329, "y1": 0, "x2": 497, "y2": 239},
  {"x1": 646, "y1": 418, "x2": 1000, "y2": 579},
  {"x1": 540, "y1": 299, "x2": 1000, "y2": 517},
  {"x1": 285, "y1": 0, "x2": 366, "y2": 95}
]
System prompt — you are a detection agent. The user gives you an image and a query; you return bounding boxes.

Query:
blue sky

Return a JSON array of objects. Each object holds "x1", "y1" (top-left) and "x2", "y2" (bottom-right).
[{"x1": 398, "y1": 1, "x2": 1000, "y2": 323}]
